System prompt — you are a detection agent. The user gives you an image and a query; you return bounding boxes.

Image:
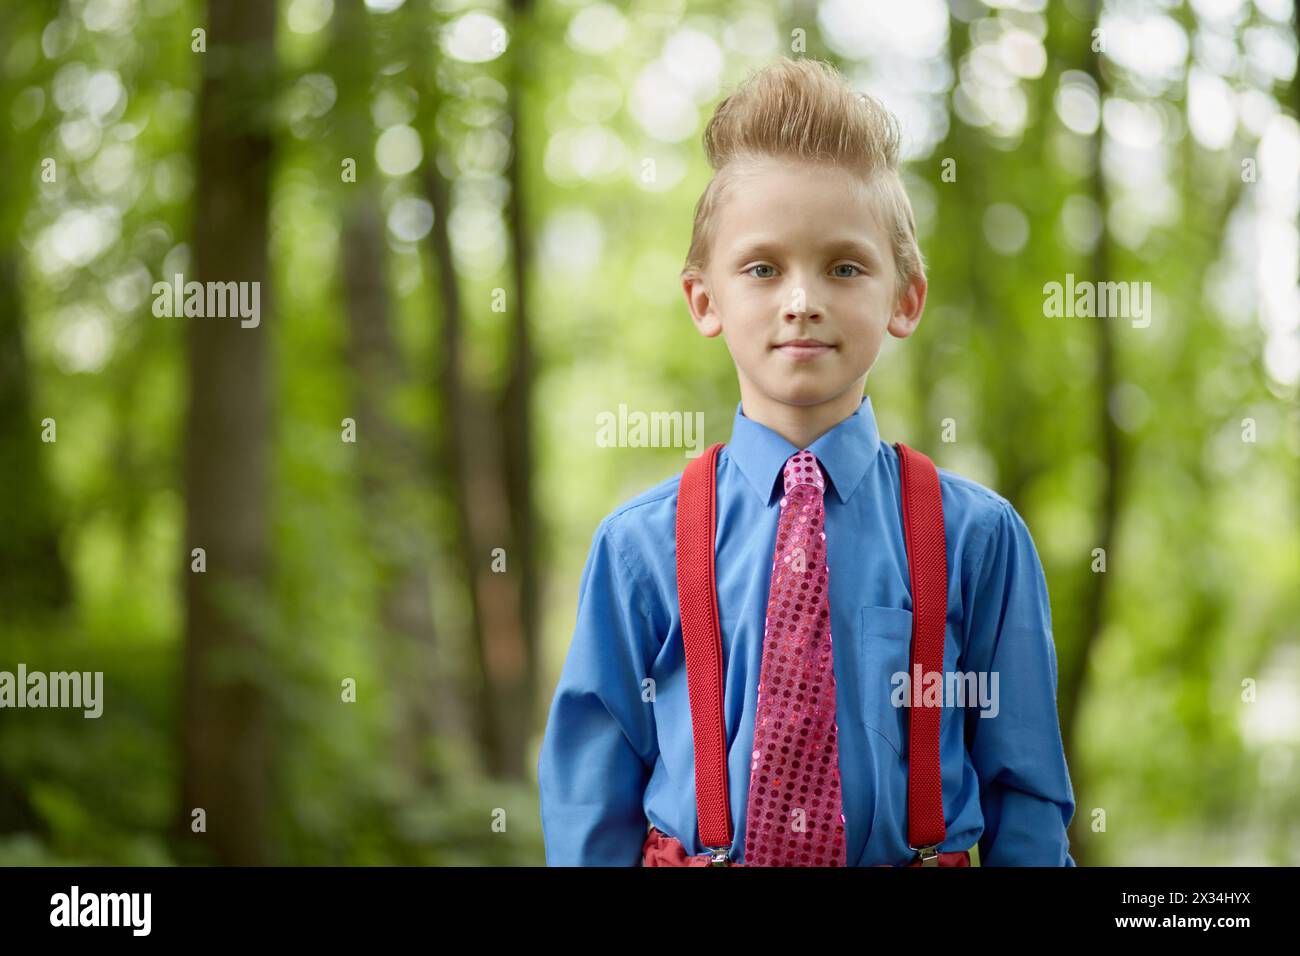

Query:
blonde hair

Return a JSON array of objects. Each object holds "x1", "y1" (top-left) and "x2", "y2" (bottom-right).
[{"x1": 681, "y1": 57, "x2": 924, "y2": 302}]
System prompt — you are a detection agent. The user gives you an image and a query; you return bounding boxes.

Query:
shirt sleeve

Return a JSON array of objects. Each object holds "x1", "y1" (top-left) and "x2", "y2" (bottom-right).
[
  {"x1": 961, "y1": 499, "x2": 1077, "y2": 866},
  {"x1": 537, "y1": 516, "x2": 660, "y2": 865}
]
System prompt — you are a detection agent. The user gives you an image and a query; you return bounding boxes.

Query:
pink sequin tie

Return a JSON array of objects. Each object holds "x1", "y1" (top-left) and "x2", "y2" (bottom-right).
[{"x1": 742, "y1": 450, "x2": 846, "y2": 866}]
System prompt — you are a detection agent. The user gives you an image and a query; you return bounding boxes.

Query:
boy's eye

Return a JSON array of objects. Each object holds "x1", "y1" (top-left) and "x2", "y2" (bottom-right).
[{"x1": 745, "y1": 263, "x2": 864, "y2": 278}]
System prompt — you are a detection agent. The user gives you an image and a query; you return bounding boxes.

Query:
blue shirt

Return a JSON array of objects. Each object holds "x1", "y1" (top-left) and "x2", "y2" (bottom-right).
[{"x1": 538, "y1": 395, "x2": 1076, "y2": 866}]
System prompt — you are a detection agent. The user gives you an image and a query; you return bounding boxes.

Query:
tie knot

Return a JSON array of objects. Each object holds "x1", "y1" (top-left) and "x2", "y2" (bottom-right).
[{"x1": 783, "y1": 450, "x2": 825, "y2": 495}]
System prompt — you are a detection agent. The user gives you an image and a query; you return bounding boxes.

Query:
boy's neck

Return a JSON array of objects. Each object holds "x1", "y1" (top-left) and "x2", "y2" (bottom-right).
[{"x1": 739, "y1": 386, "x2": 865, "y2": 451}]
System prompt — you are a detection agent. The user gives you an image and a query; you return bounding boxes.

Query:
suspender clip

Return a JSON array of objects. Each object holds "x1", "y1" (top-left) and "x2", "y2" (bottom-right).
[
  {"x1": 912, "y1": 844, "x2": 940, "y2": 866},
  {"x1": 708, "y1": 846, "x2": 731, "y2": 866}
]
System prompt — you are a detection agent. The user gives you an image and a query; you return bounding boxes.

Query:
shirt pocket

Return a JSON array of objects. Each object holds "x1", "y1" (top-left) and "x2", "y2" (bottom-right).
[{"x1": 859, "y1": 606, "x2": 914, "y2": 758}]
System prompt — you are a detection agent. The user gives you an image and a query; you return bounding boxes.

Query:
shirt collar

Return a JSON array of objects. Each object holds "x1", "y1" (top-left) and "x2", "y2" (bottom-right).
[{"x1": 726, "y1": 395, "x2": 882, "y2": 505}]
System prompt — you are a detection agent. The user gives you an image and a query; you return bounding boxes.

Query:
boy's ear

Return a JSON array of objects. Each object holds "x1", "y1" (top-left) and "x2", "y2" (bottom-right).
[
  {"x1": 683, "y1": 273, "x2": 723, "y2": 338},
  {"x1": 886, "y1": 271, "x2": 927, "y2": 339}
]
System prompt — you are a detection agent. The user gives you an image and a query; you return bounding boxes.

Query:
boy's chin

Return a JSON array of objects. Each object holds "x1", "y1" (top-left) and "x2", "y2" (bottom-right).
[{"x1": 758, "y1": 381, "x2": 854, "y2": 409}]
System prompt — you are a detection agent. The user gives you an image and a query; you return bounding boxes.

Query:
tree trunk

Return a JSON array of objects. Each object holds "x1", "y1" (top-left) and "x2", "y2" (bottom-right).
[
  {"x1": 405, "y1": 2, "x2": 514, "y2": 778},
  {"x1": 333, "y1": 0, "x2": 441, "y2": 786},
  {"x1": 0, "y1": 254, "x2": 70, "y2": 617},
  {"x1": 420, "y1": 153, "x2": 507, "y2": 776},
  {"x1": 498, "y1": 0, "x2": 542, "y2": 780},
  {"x1": 1060, "y1": 3, "x2": 1125, "y2": 866},
  {"x1": 0, "y1": 0, "x2": 70, "y2": 620},
  {"x1": 175, "y1": 0, "x2": 277, "y2": 866},
  {"x1": 0, "y1": 0, "x2": 69, "y2": 838}
]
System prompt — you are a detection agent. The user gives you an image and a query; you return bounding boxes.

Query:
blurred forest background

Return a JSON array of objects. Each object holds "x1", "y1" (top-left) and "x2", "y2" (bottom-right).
[{"x1": 0, "y1": 0, "x2": 1297, "y2": 866}]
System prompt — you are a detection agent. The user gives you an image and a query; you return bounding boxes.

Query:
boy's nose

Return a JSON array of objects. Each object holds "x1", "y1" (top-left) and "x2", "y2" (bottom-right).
[
  {"x1": 783, "y1": 297, "x2": 823, "y2": 322},
  {"x1": 782, "y1": 282, "x2": 824, "y2": 321}
]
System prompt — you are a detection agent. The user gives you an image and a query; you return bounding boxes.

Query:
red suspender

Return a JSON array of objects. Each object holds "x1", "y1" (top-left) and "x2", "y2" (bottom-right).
[
  {"x1": 675, "y1": 440, "x2": 948, "y2": 860},
  {"x1": 894, "y1": 441, "x2": 948, "y2": 858},
  {"x1": 676, "y1": 442, "x2": 732, "y2": 850}
]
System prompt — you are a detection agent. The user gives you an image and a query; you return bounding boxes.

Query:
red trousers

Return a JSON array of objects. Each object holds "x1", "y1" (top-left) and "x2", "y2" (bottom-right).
[{"x1": 641, "y1": 825, "x2": 971, "y2": 867}]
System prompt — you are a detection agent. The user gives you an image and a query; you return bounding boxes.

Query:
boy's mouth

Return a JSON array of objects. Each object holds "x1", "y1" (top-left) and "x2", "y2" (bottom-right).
[{"x1": 773, "y1": 338, "x2": 835, "y2": 360}]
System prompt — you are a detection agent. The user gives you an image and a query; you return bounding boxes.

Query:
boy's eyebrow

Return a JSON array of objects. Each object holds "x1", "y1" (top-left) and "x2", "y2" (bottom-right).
[{"x1": 729, "y1": 236, "x2": 882, "y2": 262}]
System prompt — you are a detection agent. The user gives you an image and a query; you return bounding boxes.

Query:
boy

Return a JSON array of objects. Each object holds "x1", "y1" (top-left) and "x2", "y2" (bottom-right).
[{"x1": 537, "y1": 57, "x2": 1075, "y2": 866}]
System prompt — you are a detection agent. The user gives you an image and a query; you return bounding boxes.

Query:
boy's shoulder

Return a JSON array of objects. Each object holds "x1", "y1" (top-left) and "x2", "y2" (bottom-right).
[
  {"x1": 610, "y1": 469, "x2": 683, "y2": 515},
  {"x1": 589, "y1": 470, "x2": 682, "y2": 554},
  {"x1": 933, "y1": 462, "x2": 1014, "y2": 523},
  {"x1": 880, "y1": 439, "x2": 1015, "y2": 527},
  {"x1": 924, "y1": 452, "x2": 1033, "y2": 561},
  {"x1": 882, "y1": 443, "x2": 1032, "y2": 565},
  {"x1": 583, "y1": 472, "x2": 682, "y2": 595}
]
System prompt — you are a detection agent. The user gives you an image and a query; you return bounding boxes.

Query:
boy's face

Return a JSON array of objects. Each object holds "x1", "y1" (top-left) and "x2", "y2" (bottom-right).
[{"x1": 683, "y1": 157, "x2": 926, "y2": 429}]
